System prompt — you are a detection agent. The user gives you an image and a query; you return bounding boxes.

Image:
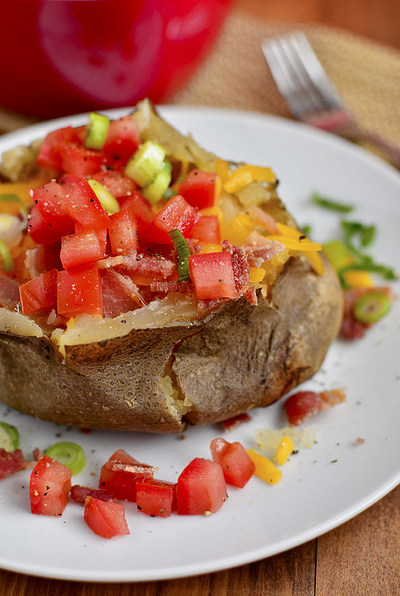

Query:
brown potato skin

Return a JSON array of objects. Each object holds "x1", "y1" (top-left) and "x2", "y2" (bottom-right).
[{"x1": 0, "y1": 256, "x2": 342, "y2": 432}]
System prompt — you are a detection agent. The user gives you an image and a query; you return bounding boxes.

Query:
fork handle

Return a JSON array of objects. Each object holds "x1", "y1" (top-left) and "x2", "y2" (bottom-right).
[{"x1": 358, "y1": 130, "x2": 400, "y2": 169}]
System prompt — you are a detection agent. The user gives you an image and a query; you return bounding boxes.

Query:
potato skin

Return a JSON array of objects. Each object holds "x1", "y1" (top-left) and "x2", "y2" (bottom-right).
[{"x1": 0, "y1": 256, "x2": 342, "y2": 432}]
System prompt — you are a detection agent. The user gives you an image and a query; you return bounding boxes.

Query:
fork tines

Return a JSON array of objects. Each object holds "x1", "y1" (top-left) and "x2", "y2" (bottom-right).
[{"x1": 262, "y1": 32, "x2": 344, "y2": 120}]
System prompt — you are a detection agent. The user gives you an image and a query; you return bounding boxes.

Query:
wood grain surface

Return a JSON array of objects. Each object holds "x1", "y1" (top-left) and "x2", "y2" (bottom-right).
[{"x1": 1, "y1": 1, "x2": 399, "y2": 594}]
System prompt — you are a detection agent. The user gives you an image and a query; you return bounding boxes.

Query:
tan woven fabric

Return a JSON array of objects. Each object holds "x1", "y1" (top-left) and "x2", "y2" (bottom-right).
[
  {"x1": 1, "y1": 9, "x2": 400, "y2": 161},
  {"x1": 171, "y1": 11, "x2": 400, "y2": 159}
]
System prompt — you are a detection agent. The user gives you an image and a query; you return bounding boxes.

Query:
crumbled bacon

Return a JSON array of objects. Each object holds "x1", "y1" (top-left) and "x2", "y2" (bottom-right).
[
  {"x1": 150, "y1": 280, "x2": 192, "y2": 294},
  {"x1": 70, "y1": 484, "x2": 115, "y2": 505},
  {"x1": 221, "y1": 241, "x2": 249, "y2": 295},
  {"x1": 0, "y1": 273, "x2": 20, "y2": 308},
  {"x1": 284, "y1": 388, "x2": 346, "y2": 426},
  {"x1": 101, "y1": 269, "x2": 144, "y2": 318},
  {"x1": 0, "y1": 448, "x2": 28, "y2": 479},
  {"x1": 221, "y1": 412, "x2": 252, "y2": 431},
  {"x1": 32, "y1": 447, "x2": 44, "y2": 461},
  {"x1": 244, "y1": 232, "x2": 285, "y2": 268}
]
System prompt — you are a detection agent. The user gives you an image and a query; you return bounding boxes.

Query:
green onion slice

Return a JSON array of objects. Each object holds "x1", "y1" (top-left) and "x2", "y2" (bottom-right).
[
  {"x1": 353, "y1": 291, "x2": 391, "y2": 324},
  {"x1": 44, "y1": 441, "x2": 86, "y2": 475},
  {"x1": 323, "y1": 239, "x2": 353, "y2": 270},
  {"x1": 142, "y1": 160, "x2": 172, "y2": 205},
  {"x1": 338, "y1": 261, "x2": 397, "y2": 289},
  {"x1": 87, "y1": 179, "x2": 120, "y2": 214},
  {"x1": 312, "y1": 192, "x2": 354, "y2": 213},
  {"x1": 0, "y1": 422, "x2": 20, "y2": 452},
  {"x1": 0, "y1": 239, "x2": 14, "y2": 272},
  {"x1": 125, "y1": 140, "x2": 166, "y2": 187},
  {"x1": 0, "y1": 193, "x2": 28, "y2": 215},
  {"x1": 168, "y1": 229, "x2": 191, "y2": 281},
  {"x1": 84, "y1": 112, "x2": 110, "y2": 150}
]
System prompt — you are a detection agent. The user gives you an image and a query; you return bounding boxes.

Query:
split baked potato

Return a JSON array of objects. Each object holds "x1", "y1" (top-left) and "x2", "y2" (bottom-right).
[{"x1": 0, "y1": 101, "x2": 343, "y2": 432}]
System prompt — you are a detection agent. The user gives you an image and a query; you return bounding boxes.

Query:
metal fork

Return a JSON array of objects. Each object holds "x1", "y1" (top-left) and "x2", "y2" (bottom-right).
[{"x1": 262, "y1": 32, "x2": 400, "y2": 168}]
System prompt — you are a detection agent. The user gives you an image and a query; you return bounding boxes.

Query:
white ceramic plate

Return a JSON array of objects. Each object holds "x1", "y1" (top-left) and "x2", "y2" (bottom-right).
[{"x1": 0, "y1": 107, "x2": 399, "y2": 582}]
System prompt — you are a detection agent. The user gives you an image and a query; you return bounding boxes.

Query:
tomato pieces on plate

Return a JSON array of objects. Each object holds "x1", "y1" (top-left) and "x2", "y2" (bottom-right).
[
  {"x1": 99, "y1": 449, "x2": 156, "y2": 502},
  {"x1": 210, "y1": 438, "x2": 255, "y2": 488},
  {"x1": 136, "y1": 479, "x2": 177, "y2": 518},
  {"x1": 176, "y1": 458, "x2": 227, "y2": 515},
  {"x1": 29, "y1": 455, "x2": 72, "y2": 516},
  {"x1": 84, "y1": 496, "x2": 130, "y2": 539}
]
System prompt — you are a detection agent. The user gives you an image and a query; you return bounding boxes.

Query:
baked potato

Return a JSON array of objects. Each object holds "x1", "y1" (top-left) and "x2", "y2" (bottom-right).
[{"x1": 0, "y1": 101, "x2": 343, "y2": 433}]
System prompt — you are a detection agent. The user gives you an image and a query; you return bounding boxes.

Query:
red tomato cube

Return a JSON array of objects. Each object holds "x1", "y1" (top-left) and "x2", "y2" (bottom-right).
[
  {"x1": 63, "y1": 177, "x2": 110, "y2": 233},
  {"x1": 32, "y1": 181, "x2": 74, "y2": 236},
  {"x1": 189, "y1": 251, "x2": 236, "y2": 300},
  {"x1": 153, "y1": 195, "x2": 200, "y2": 239},
  {"x1": 103, "y1": 115, "x2": 141, "y2": 163},
  {"x1": 119, "y1": 191, "x2": 154, "y2": 224},
  {"x1": 136, "y1": 479, "x2": 177, "y2": 518},
  {"x1": 84, "y1": 496, "x2": 130, "y2": 539},
  {"x1": 19, "y1": 269, "x2": 58, "y2": 315},
  {"x1": 37, "y1": 126, "x2": 80, "y2": 171},
  {"x1": 108, "y1": 209, "x2": 139, "y2": 255},
  {"x1": 29, "y1": 455, "x2": 72, "y2": 516},
  {"x1": 60, "y1": 230, "x2": 106, "y2": 270},
  {"x1": 99, "y1": 449, "x2": 156, "y2": 502},
  {"x1": 57, "y1": 142, "x2": 104, "y2": 176},
  {"x1": 27, "y1": 205, "x2": 62, "y2": 245},
  {"x1": 176, "y1": 458, "x2": 227, "y2": 515},
  {"x1": 210, "y1": 438, "x2": 255, "y2": 488},
  {"x1": 190, "y1": 215, "x2": 221, "y2": 244},
  {"x1": 91, "y1": 170, "x2": 137, "y2": 198},
  {"x1": 178, "y1": 169, "x2": 217, "y2": 209},
  {"x1": 57, "y1": 264, "x2": 103, "y2": 318}
]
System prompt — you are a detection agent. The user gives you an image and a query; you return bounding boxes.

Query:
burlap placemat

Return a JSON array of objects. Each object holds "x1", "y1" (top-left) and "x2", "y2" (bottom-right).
[{"x1": 1, "y1": 10, "x2": 400, "y2": 160}]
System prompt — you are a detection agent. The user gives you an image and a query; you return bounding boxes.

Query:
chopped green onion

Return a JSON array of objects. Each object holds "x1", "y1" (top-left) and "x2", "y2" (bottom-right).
[
  {"x1": 125, "y1": 140, "x2": 166, "y2": 187},
  {"x1": 84, "y1": 112, "x2": 110, "y2": 150},
  {"x1": 353, "y1": 291, "x2": 391, "y2": 324},
  {"x1": 0, "y1": 239, "x2": 14, "y2": 272},
  {"x1": 44, "y1": 441, "x2": 86, "y2": 475},
  {"x1": 312, "y1": 192, "x2": 354, "y2": 213},
  {"x1": 87, "y1": 179, "x2": 120, "y2": 214},
  {"x1": 0, "y1": 422, "x2": 20, "y2": 452},
  {"x1": 142, "y1": 160, "x2": 172, "y2": 204},
  {"x1": 341, "y1": 221, "x2": 376, "y2": 250},
  {"x1": 322, "y1": 240, "x2": 354, "y2": 270},
  {"x1": 163, "y1": 187, "x2": 178, "y2": 200},
  {"x1": 168, "y1": 229, "x2": 191, "y2": 281},
  {"x1": 0, "y1": 193, "x2": 28, "y2": 215},
  {"x1": 301, "y1": 224, "x2": 312, "y2": 236}
]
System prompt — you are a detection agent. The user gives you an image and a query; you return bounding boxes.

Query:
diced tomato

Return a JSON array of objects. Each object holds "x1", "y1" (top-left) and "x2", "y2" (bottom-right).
[
  {"x1": 108, "y1": 209, "x2": 139, "y2": 255},
  {"x1": 19, "y1": 269, "x2": 58, "y2": 315},
  {"x1": 84, "y1": 496, "x2": 130, "y2": 539},
  {"x1": 57, "y1": 142, "x2": 104, "y2": 176},
  {"x1": 91, "y1": 170, "x2": 137, "y2": 198},
  {"x1": 189, "y1": 252, "x2": 236, "y2": 300},
  {"x1": 60, "y1": 230, "x2": 106, "y2": 269},
  {"x1": 57, "y1": 264, "x2": 103, "y2": 318},
  {"x1": 37, "y1": 126, "x2": 80, "y2": 171},
  {"x1": 176, "y1": 458, "x2": 227, "y2": 515},
  {"x1": 178, "y1": 170, "x2": 217, "y2": 209},
  {"x1": 284, "y1": 391, "x2": 325, "y2": 426},
  {"x1": 153, "y1": 195, "x2": 200, "y2": 239},
  {"x1": 221, "y1": 412, "x2": 252, "y2": 431},
  {"x1": 70, "y1": 484, "x2": 114, "y2": 505},
  {"x1": 63, "y1": 177, "x2": 110, "y2": 233},
  {"x1": 138, "y1": 221, "x2": 173, "y2": 246},
  {"x1": 99, "y1": 449, "x2": 156, "y2": 502},
  {"x1": 210, "y1": 438, "x2": 255, "y2": 488},
  {"x1": 32, "y1": 181, "x2": 75, "y2": 236},
  {"x1": 29, "y1": 455, "x2": 72, "y2": 516},
  {"x1": 103, "y1": 115, "x2": 141, "y2": 163},
  {"x1": 28, "y1": 205, "x2": 62, "y2": 244},
  {"x1": 136, "y1": 479, "x2": 177, "y2": 518},
  {"x1": 119, "y1": 191, "x2": 154, "y2": 223},
  {"x1": 0, "y1": 448, "x2": 27, "y2": 480},
  {"x1": 190, "y1": 215, "x2": 221, "y2": 244},
  {"x1": 57, "y1": 173, "x2": 83, "y2": 193}
]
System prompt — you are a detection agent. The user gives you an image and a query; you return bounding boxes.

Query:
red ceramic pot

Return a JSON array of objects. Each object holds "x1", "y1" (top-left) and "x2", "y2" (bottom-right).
[{"x1": 1, "y1": 0, "x2": 232, "y2": 118}]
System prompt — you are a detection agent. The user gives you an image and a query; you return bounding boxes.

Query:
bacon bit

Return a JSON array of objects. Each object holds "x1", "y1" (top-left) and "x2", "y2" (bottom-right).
[
  {"x1": 284, "y1": 388, "x2": 347, "y2": 426},
  {"x1": 70, "y1": 484, "x2": 115, "y2": 505},
  {"x1": 0, "y1": 448, "x2": 28, "y2": 479},
  {"x1": 243, "y1": 232, "x2": 285, "y2": 268},
  {"x1": 101, "y1": 269, "x2": 144, "y2": 317},
  {"x1": 356, "y1": 437, "x2": 365, "y2": 444},
  {"x1": 221, "y1": 240, "x2": 249, "y2": 295},
  {"x1": 244, "y1": 286, "x2": 257, "y2": 305},
  {"x1": 0, "y1": 273, "x2": 20, "y2": 308},
  {"x1": 32, "y1": 447, "x2": 44, "y2": 461},
  {"x1": 221, "y1": 412, "x2": 252, "y2": 431},
  {"x1": 150, "y1": 280, "x2": 192, "y2": 294},
  {"x1": 247, "y1": 206, "x2": 279, "y2": 234}
]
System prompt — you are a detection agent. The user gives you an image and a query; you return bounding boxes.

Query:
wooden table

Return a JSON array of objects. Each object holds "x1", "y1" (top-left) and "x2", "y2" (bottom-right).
[{"x1": 1, "y1": 1, "x2": 400, "y2": 593}]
